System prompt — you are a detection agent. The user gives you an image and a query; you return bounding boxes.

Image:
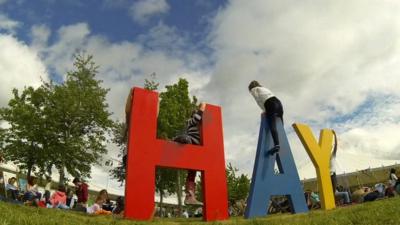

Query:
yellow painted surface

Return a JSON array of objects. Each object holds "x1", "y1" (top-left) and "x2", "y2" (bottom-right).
[{"x1": 293, "y1": 123, "x2": 336, "y2": 210}]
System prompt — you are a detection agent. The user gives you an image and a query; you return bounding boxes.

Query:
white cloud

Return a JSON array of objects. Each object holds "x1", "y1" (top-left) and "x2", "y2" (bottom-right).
[
  {"x1": 0, "y1": 35, "x2": 49, "y2": 108},
  {"x1": 129, "y1": 0, "x2": 170, "y2": 24},
  {"x1": 4, "y1": 0, "x2": 399, "y2": 192},
  {"x1": 0, "y1": 14, "x2": 20, "y2": 33},
  {"x1": 206, "y1": 0, "x2": 400, "y2": 177},
  {"x1": 27, "y1": 22, "x2": 209, "y2": 192},
  {"x1": 30, "y1": 24, "x2": 51, "y2": 51},
  {"x1": 34, "y1": 22, "x2": 208, "y2": 121},
  {"x1": 44, "y1": 23, "x2": 91, "y2": 76}
]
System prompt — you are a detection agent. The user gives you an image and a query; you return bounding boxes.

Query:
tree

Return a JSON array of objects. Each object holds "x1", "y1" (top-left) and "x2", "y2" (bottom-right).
[
  {"x1": 226, "y1": 163, "x2": 250, "y2": 204},
  {"x1": 0, "y1": 86, "x2": 50, "y2": 178},
  {"x1": 108, "y1": 122, "x2": 127, "y2": 184},
  {"x1": 44, "y1": 54, "x2": 113, "y2": 184},
  {"x1": 157, "y1": 78, "x2": 198, "y2": 215},
  {"x1": 157, "y1": 78, "x2": 197, "y2": 138},
  {"x1": 0, "y1": 118, "x2": 5, "y2": 163},
  {"x1": 195, "y1": 163, "x2": 250, "y2": 209}
]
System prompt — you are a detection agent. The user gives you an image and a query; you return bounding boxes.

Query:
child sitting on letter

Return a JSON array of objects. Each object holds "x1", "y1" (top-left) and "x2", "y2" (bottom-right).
[
  {"x1": 173, "y1": 102, "x2": 206, "y2": 205},
  {"x1": 248, "y1": 80, "x2": 283, "y2": 155}
]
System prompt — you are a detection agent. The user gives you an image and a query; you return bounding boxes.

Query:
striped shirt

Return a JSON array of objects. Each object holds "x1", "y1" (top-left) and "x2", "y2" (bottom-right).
[{"x1": 185, "y1": 110, "x2": 203, "y2": 145}]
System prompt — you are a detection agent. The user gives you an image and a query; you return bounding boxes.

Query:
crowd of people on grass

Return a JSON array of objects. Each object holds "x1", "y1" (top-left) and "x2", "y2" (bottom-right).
[{"x1": 0, "y1": 175, "x2": 125, "y2": 216}]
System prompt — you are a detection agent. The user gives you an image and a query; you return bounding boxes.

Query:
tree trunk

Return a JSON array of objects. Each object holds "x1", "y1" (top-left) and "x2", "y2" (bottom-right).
[
  {"x1": 176, "y1": 170, "x2": 182, "y2": 217},
  {"x1": 58, "y1": 166, "x2": 66, "y2": 185},
  {"x1": 27, "y1": 144, "x2": 34, "y2": 179},
  {"x1": 27, "y1": 165, "x2": 32, "y2": 179},
  {"x1": 159, "y1": 191, "x2": 164, "y2": 217}
]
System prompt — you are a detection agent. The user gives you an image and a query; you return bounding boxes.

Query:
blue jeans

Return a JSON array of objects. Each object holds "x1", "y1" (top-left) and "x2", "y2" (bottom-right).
[
  {"x1": 335, "y1": 190, "x2": 351, "y2": 204},
  {"x1": 24, "y1": 192, "x2": 41, "y2": 201}
]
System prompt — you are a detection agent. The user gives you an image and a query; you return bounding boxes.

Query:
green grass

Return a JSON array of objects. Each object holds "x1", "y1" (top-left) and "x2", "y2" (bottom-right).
[{"x1": 1, "y1": 198, "x2": 400, "y2": 225}]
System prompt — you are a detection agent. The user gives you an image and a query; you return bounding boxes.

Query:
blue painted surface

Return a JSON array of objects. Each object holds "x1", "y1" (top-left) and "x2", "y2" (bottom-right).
[{"x1": 245, "y1": 115, "x2": 308, "y2": 219}]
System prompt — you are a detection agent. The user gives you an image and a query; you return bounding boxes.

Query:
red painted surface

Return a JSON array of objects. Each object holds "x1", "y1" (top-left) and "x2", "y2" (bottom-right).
[{"x1": 124, "y1": 87, "x2": 229, "y2": 221}]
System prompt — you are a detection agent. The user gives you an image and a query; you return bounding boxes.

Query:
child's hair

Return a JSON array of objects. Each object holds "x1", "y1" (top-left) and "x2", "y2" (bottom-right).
[
  {"x1": 248, "y1": 80, "x2": 261, "y2": 91},
  {"x1": 8, "y1": 177, "x2": 17, "y2": 185},
  {"x1": 27, "y1": 176, "x2": 36, "y2": 186},
  {"x1": 98, "y1": 189, "x2": 109, "y2": 200},
  {"x1": 72, "y1": 177, "x2": 80, "y2": 184},
  {"x1": 58, "y1": 185, "x2": 66, "y2": 193},
  {"x1": 95, "y1": 195, "x2": 104, "y2": 204}
]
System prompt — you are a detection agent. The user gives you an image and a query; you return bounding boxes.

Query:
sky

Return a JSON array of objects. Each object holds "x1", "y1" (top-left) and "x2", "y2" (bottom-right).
[{"x1": 1, "y1": 0, "x2": 400, "y2": 196}]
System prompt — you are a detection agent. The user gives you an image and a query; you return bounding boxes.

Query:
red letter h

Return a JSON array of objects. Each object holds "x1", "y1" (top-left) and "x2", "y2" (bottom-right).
[{"x1": 124, "y1": 88, "x2": 228, "y2": 221}]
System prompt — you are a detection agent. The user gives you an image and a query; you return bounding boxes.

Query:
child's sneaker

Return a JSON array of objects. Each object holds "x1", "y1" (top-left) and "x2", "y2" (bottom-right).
[{"x1": 268, "y1": 145, "x2": 280, "y2": 156}]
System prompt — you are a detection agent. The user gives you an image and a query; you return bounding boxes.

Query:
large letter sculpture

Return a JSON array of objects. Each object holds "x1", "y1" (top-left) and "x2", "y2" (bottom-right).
[
  {"x1": 124, "y1": 87, "x2": 229, "y2": 221},
  {"x1": 293, "y1": 124, "x2": 335, "y2": 210},
  {"x1": 245, "y1": 115, "x2": 308, "y2": 219}
]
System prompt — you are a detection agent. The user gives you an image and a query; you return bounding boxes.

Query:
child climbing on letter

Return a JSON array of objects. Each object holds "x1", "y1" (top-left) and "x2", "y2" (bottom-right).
[
  {"x1": 173, "y1": 102, "x2": 206, "y2": 205},
  {"x1": 248, "y1": 80, "x2": 283, "y2": 155}
]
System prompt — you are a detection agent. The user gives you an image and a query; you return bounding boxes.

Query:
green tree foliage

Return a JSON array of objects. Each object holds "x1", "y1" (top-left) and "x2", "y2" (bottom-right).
[
  {"x1": 44, "y1": 54, "x2": 113, "y2": 184},
  {"x1": 157, "y1": 78, "x2": 198, "y2": 214},
  {"x1": 226, "y1": 162, "x2": 251, "y2": 204},
  {"x1": 157, "y1": 78, "x2": 197, "y2": 138},
  {"x1": 1, "y1": 54, "x2": 113, "y2": 183},
  {"x1": 108, "y1": 121, "x2": 127, "y2": 184},
  {"x1": 195, "y1": 163, "x2": 250, "y2": 206},
  {"x1": 0, "y1": 86, "x2": 50, "y2": 178}
]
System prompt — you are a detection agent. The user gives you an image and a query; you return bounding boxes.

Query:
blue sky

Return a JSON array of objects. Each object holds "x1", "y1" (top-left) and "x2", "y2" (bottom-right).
[
  {"x1": 4, "y1": 0, "x2": 225, "y2": 52},
  {"x1": 1, "y1": 0, "x2": 400, "y2": 194}
]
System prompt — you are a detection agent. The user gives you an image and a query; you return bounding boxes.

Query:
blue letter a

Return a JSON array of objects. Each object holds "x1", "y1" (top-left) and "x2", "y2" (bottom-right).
[{"x1": 245, "y1": 115, "x2": 308, "y2": 219}]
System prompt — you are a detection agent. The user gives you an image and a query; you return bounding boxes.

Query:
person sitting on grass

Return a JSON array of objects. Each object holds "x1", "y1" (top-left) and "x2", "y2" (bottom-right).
[
  {"x1": 87, "y1": 196, "x2": 112, "y2": 215},
  {"x1": 304, "y1": 190, "x2": 321, "y2": 209},
  {"x1": 44, "y1": 176, "x2": 52, "y2": 205},
  {"x1": 97, "y1": 189, "x2": 113, "y2": 212},
  {"x1": 65, "y1": 188, "x2": 75, "y2": 208},
  {"x1": 389, "y1": 168, "x2": 400, "y2": 193},
  {"x1": 6, "y1": 177, "x2": 20, "y2": 202},
  {"x1": 49, "y1": 185, "x2": 69, "y2": 209},
  {"x1": 248, "y1": 80, "x2": 283, "y2": 155},
  {"x1": 112, "y1": 196, "x2": 124, "y2": 215},
  {"x1": 24, "y1": 176, "x2": 41, "y2": 204},
  {"x1": 330, "y1": 130, "x2": 351, "y2": 205}
]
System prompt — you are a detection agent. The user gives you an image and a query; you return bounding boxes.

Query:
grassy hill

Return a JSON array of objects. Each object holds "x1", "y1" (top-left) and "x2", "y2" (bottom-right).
[
  {"x1": 303, "y1": 164, "x2": 400, "y2": 192},
  {"x1": 1, "y1": 197, "x2": 400, "y2": 225}
]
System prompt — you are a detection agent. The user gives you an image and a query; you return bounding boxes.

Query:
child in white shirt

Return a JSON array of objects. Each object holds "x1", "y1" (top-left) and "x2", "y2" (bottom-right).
[{"x1": 249, "y1": 80, "x2": 283, "y2": 155}]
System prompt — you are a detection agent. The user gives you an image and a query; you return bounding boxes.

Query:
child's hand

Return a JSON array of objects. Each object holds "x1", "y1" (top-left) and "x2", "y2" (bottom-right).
[{"x1": 199, "y1": 102, "x2": 206, "y2": 111}]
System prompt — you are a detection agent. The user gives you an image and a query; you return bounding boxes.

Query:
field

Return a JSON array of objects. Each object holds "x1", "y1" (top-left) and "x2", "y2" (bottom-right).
[{"x1": 1, "y1": 197, "x2": 399, "y2": 225}]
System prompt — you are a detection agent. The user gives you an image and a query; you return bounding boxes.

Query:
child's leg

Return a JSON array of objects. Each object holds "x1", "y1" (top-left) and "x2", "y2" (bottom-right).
[
  {"x1": 269, "y1": 114, "x2": 280, "y2": 147},
  {"x1": 185, "y1": 170, "x2": 202, "y2": 205},
  {"x1": 264, "y1": 97, "x2": 284, "y2": 155},
  {"x1": 186, "y1": 170, "x2": 196, "y2": 183}
]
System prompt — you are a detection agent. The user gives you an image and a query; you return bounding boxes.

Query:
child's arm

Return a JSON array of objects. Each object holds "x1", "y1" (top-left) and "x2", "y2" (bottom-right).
[{"x1": 187, "y1": 103, "x2": 206, "y2": 127}]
